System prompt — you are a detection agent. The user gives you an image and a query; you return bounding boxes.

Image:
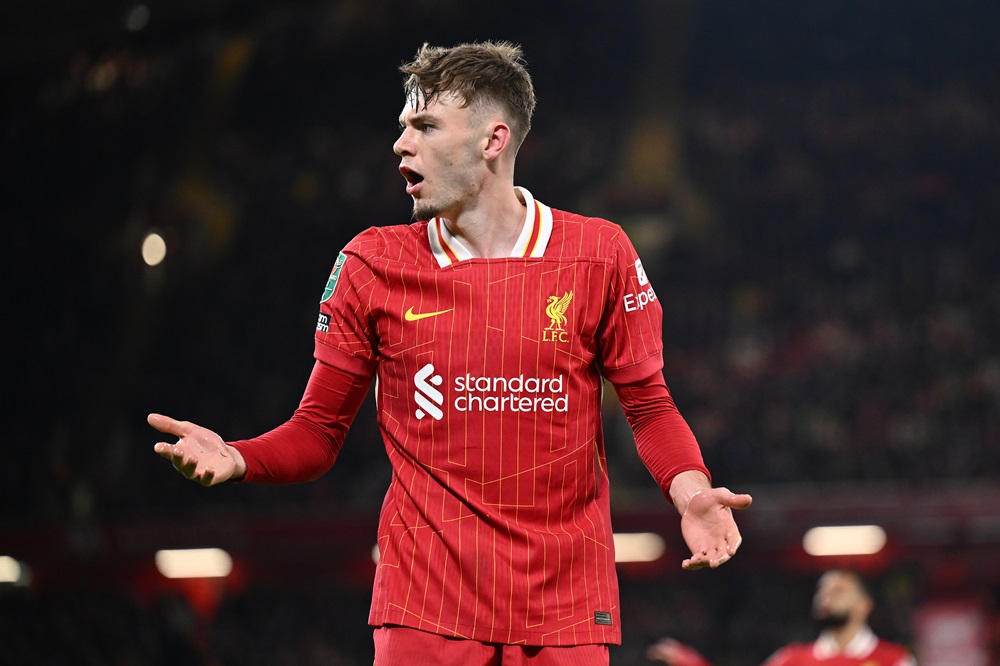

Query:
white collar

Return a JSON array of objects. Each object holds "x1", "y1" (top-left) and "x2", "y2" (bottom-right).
[
  {"x1": 427, "y1": 186, "x2": 553, "y2": 267},
  {"x1": 813, "y1": 625, "x2": 879, "y2": 659}
]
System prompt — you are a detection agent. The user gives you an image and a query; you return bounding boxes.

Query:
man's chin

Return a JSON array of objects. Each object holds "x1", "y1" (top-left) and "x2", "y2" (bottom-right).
[{"x1": 412, "y1": 202, "x2": 440, "y2": 222}]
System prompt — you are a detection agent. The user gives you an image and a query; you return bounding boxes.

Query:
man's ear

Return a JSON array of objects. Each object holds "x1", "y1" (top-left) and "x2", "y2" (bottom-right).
[{"x1": 482, "y1": 122, "x2": 512, "y2": 161}]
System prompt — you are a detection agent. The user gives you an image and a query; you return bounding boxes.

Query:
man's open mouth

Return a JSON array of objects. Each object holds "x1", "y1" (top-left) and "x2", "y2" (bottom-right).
[{"x1": 400, "y1": 166, "x2": 424, "y2": 194}]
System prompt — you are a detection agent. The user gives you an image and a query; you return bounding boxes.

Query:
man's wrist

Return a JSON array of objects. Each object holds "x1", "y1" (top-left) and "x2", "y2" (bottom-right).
[
  {"x1": 669, "y1": 470, "x2": 711, "y2": 514},
  {"x1": 227, "y1": 444, "x2": 248, "y2": 482}
]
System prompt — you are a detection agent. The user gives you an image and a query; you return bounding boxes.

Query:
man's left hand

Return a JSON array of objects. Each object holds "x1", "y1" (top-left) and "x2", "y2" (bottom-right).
[{"x1": 680, "y1": 487, "x2": 752, "y2": 570}]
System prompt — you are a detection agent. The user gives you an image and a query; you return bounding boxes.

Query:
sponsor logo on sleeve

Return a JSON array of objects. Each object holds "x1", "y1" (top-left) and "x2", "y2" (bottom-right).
[
  {"x1": 635, "y1": 258, "x2": 649, "y2": 285},
  {"x1": 320, "y1": 252, "x2": 348, "y2": 303},
  {"x1": 624, "y1": 258, "x2": 657, "y2": 312},
  {"x1": 316, "y1": 312, "x2": 330, "y2": 333}
]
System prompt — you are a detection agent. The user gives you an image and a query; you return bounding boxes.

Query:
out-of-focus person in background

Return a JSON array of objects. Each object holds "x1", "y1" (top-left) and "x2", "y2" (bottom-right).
[{"x1": 647, "y1": 569, "x2": 916, "y2": 666}]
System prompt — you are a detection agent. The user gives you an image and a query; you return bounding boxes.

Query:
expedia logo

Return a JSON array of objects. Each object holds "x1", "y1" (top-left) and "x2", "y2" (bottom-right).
[
  {"x1": 414, "y1": 363, "x2": 444, "y2": 420},
  {"x1": 635, "y1": 258, "x2": 649, "y2": 286},
  {"x1": 624, "y1": 258, "x2": 656, "y2": 312}
]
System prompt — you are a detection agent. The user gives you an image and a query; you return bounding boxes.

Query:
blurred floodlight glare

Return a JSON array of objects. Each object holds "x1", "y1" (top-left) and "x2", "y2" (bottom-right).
[
  {"x1": 613, "y1": 532, "x2": 665, "y2": 563},
  {"x1": 142, "y1": 232, "x2": 167, "y2": 266},
  {"x1": 155, "y1": 548, "x2": 233, "y2": 578},
  {"x1": 371, "y1": 544, "x2": 380, "y2": 563},
  {"x1": 803, "y1": 525, "x2": 887, "y2": 556},
  {"x1": 0, "y1": 556, "x2": 22, "y2": 583},
  {"x1": 125, "y1": 4, "x2": 151, "y2": 31}
]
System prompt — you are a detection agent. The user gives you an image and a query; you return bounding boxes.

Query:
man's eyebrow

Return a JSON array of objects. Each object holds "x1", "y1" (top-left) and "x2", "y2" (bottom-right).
[{"x1": 398, "y1": 111, "x2": 439, "y2": 128}]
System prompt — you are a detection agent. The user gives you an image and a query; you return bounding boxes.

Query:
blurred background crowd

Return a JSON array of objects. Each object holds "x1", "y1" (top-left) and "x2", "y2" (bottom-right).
[{"x1": 3, "y1": 0, "x2": 999, "y2": 664}]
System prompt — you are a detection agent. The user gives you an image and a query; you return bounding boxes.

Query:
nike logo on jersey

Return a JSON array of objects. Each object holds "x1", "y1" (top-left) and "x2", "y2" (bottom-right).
[{"x1": 404, "y1": 306, "x2": 454, "y2": 322}]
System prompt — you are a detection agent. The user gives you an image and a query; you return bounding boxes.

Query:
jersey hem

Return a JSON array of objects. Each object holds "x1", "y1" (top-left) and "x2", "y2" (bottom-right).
[
  {"x1": 602, "y1": 352, "x2": 663, "y2": 385},
  {"x1": 368, "y1": 617, "x2": 622, "y2": 648}
]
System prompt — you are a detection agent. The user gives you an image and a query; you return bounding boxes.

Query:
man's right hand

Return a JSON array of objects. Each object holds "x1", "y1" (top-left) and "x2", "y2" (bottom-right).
[{"x1": 148, "y1": 413, "x2": 246, "y2": 486}]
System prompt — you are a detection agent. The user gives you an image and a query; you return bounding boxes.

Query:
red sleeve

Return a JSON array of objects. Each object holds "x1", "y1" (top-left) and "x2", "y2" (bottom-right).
[
  {"x1": 613, "y1": 371, "x2": 711, "y2": 502},
  {"x1": 314, "y1": 243, "x2": 379, "y2": 375},
  {"x1": 228, "y1": 359, "x2": 372, "y2": 483},
  {"x1": 597, "y1": 227, "x2": 665, "y2": 384}
]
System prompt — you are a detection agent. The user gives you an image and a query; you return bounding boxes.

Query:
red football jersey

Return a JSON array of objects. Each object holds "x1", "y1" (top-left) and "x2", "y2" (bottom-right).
[
  {"x1": 314, "y1": 188, "x2": 667, "y2": 646},
  {"x1": 763, "y1": 628, "x2": 916, "y2": 666}
]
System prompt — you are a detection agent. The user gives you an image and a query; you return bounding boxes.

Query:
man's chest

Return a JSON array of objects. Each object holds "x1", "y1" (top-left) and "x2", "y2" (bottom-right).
[{"x1": 371, "y1": 257, "x2": 613, "y2": 372}]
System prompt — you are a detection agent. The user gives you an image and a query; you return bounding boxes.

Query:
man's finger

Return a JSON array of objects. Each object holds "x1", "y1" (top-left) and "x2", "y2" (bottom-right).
[
  {"x1": 682, "y1": 557, "x2": 706, "y2": 571},
  {"x1": 682, "y1": 548, "x2": 710, "y2": 569},
  {"x1": 721, "y1": 491, "x2": 753, "y2": 509},
  {"x1": 154, "y1": 441, "x2": 188, "y2": 466},
  {"x1": 200, "y1": 468, "x2": 216, "y2": 487},
  {"x1": 726, "y1": 533, "x2": 744, "y2": 556},
  {"x1": 147, "y1": 413, "x2": 192, "y2": 438},
  {"x1": 184, "y1": 455, "x2": 201, "y2": 476}
]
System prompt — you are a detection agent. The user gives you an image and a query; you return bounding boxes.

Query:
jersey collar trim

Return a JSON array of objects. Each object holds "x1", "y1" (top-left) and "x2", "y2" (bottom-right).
[
  {"x1": 813, "y1": 626, "x2": 878, "y2": 659},
  {"x1": 427, "y1": 186, "x2": 553, "y2": 267}
]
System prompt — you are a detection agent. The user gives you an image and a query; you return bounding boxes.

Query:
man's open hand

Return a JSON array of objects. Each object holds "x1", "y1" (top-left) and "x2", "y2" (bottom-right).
[
  {"x1": 148, "y1": 413, "x2": 246, "y2": 486},
  {"x1": 680, "y1": 487, "x2": 752, "y2": 570}
]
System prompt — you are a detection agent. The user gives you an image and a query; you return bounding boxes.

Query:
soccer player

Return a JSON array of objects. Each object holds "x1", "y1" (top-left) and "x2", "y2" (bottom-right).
[
  {"x1": 646, "y1": 569, "x2": 917, "y2": 666},
  {"x1": 150, "y1": 41, "x2": 752, "y2": 665}
]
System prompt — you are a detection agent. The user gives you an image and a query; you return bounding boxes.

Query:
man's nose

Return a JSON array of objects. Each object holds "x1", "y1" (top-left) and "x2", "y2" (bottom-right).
[{"x1": 393, "y1": 129, "x2": 413, "y2": 156}]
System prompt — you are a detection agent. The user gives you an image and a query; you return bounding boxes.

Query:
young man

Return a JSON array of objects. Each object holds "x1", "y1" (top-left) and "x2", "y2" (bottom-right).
[
  {"x1": 150, "y1": 41, "x2": 752, "y2": 665},
  {"x1": 647, "y1": 569, "x2": 917, "y2": 666}
]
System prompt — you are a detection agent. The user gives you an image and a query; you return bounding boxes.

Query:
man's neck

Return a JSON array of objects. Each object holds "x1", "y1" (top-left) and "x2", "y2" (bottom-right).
[
  {"x1": 827, "y1": 621, "x2": 865, "y2": 649},
  {"x1": 440, "y1": 183, "x2": 526, "y2": 258}
]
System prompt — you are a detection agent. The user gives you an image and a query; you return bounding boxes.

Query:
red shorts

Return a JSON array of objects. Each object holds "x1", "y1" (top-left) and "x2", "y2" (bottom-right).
[{"x1": 373, "y1": 626, "x2": 610, "y2": 666}]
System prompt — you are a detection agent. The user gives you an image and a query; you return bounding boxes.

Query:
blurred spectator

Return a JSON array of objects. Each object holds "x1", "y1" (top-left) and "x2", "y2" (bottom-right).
[{"x1": 645, "y1": 569, "x2": 915, "y2": 666}]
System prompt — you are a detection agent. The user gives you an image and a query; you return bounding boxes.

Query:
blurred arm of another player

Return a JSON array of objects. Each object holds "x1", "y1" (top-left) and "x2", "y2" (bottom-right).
[
  {"x1": 614, "y1": 371, "x2": 752, "y2": 570},
  {"x1": 150, "y1": 360, "x2": 371, "y2": 487},
  {"x1": 646, "y1": 637, "x2": 714, "y2": 666}
]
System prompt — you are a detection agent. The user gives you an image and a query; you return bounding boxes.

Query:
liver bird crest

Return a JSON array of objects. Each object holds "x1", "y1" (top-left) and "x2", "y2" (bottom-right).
[{"x1": 545, "y1": 291, "x2": 573, "y2": 330}]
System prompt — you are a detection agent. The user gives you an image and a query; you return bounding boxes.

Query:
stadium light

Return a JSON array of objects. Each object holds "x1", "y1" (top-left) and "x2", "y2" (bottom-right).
[
  {"x1": 802, "y1": 525, "x2": 887, "y2": 556},
  {"x1": 142, "y1": 232, "x2": 167, "y2": 266},
  {"x1": 0, "y1": 556, "x2": 23, "y2": 584},
  {"x1": 613, "y1": 532, "x2": 665, "y2": 563},
  {"x1": 155, "y1": 548, "x2": 233, "y2": 579},
  {"x1": 125, "y1": 4, "x2": 151, "y2": 32}
]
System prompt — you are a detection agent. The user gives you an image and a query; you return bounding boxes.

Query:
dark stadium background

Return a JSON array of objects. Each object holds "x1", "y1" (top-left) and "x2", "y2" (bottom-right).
[{"x1": 3, "y1": 0, "x2": 999, "y2": 663}]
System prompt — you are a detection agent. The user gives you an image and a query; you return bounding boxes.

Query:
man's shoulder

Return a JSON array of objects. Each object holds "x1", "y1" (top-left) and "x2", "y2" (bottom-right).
[
  {"x1": 342, "y1": 222, "x2": 428, "y2": 260},
  {"x1": 873, "y1": 638, "x2": 916, "y2": 663},
  {"x1": 549, "y1": 206, "x2": 621, "y2": 232},
  {"x1": 760, "y1": 642, "x2": 812, "y2": 666},
  {"x1": 547, "y1": 206, "x2": 629, "y2": 253}
]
